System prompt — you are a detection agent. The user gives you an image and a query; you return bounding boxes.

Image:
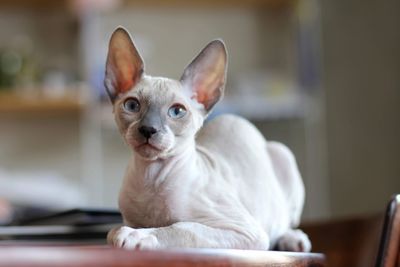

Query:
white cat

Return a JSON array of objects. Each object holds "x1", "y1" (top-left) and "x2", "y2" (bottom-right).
[{"x1": 105, "y1": 27, "x2": 311, "y2": 252}]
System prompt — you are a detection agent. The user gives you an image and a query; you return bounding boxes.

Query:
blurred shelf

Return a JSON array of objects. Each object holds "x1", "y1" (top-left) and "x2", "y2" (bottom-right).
[
  {"x1": 123, "y1": 0, "x2": 296, "y2": 9},
  {"x1": 0, "y1": 91, "x2": 84, "y2": 114},
  {"x1": 0, "y1": 0, "x2": 69, "y2": 9},
  {"x1": 0, "y1": 0, "x2": 296, "y2": 10}
]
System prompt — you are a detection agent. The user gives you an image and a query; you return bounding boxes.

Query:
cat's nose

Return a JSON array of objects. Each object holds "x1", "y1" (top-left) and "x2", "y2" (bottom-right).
[{"x1": 138, "y1": 126, "x2": 157, "y2": 139}]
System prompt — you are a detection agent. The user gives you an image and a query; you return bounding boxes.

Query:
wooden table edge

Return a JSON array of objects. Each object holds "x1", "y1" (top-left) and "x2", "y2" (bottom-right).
[{"x1": 0, "y1": 246, "x2": 326, "y2": 267}]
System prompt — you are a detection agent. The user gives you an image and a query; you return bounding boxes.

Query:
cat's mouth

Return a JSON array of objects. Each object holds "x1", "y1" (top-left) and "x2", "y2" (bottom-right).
[
  {"x1": 135, "y1": 141, "x2": 162, "y2": 151},
  {"x1": 133, "y1": 140, "x2": 167, "y2": 160}
]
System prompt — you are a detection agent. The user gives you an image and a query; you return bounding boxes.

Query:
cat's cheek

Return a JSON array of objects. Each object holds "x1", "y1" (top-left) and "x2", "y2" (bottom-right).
[
  {"x1": 153, "y1": 130, "x2": 175, "y2": 151},
  {"x1": 115, "y1": 114, "x2": 137, "y2": 138},
  {"x1": 125, "y1": 136, "x2": 139, "y2": 149},
  {"x1": 168, "y1": 120, "x2": 192, "y2": 137},
  {"x1": 124, "y1": 127, "x2": 142, "y2": 148}
]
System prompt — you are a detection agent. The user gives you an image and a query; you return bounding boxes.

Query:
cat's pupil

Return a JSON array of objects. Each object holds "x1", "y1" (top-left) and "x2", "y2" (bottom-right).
[{"x1": 129, "y1": 102, "x2": 137, "y2": 109}]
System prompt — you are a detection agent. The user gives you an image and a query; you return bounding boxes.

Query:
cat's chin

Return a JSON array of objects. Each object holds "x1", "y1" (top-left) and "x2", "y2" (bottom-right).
[{"x1": 133, "y1": 143, "x2": 167, "y2": 161}]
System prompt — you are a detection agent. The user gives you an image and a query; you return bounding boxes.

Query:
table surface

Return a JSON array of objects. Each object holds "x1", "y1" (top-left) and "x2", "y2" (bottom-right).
[{"x1": 0, "y1": 246, "x2": 326, "y2": 267}]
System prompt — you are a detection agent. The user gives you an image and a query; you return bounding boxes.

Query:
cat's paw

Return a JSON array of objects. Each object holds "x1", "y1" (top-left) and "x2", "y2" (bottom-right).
[
  {"x1": 108, "y1": 226, "x2": 160, "y2": 250},
  {"x1": 276, "y1": 229, "x2": 312, "y2": 252}
]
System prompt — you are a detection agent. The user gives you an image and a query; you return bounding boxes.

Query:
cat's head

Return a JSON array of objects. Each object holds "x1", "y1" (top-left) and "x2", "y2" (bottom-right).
[{"x1": 104, "y1": 27, "x2": 227, "y2": 160}]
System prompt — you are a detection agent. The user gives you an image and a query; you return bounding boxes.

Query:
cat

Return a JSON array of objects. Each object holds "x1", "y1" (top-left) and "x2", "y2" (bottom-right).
[{"x1": 105, "y1": 27, "x2": 311, "y2": 252}]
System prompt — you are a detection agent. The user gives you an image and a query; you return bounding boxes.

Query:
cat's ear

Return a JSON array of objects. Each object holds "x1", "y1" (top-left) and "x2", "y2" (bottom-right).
[
  {"x1": 180, "y1": 39, "x2": 227, "y2": 114},
  {"x1": 104, "y1": 27, "x2": 144, "y2": 102}
]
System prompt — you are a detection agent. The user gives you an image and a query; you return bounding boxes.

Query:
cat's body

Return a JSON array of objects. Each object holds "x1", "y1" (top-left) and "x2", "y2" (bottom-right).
[{"x1": 105, "y1": 28, "x2": 311, "y2": 251}]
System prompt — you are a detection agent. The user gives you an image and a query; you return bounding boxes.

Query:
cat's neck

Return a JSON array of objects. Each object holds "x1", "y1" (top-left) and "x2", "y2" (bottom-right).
[{"x1": 130, "y1": 141, "x2": 200, "y2": 188}]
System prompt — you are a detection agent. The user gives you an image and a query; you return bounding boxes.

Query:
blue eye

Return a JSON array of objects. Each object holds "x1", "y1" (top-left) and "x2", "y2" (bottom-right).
[
  {"x1": 123, "y1": 98, "x2": 140, "y2": 113},
  {"x1": 168, "y1": 104, "x2": 187, "y2": 119}
]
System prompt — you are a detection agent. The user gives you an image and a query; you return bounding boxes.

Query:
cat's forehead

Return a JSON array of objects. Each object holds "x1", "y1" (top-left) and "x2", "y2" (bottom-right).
[{"x1": 132, "y1": 76, "x2": 184, "y2": 104}]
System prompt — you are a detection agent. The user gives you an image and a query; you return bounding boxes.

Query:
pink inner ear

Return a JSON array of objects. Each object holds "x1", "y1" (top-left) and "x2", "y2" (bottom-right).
[
  {"x1": 116, "y1": 64, "x2": 135, "y2": 93},
  {"x1": 193, "y1": 71, "x2": 224, "y2": 106},
  {"x1": 195, "y1": 87, "x2": 208, "y2": 104},
  {"x1": 112, "y1": 49, "x2": 138, "y2": 93}
]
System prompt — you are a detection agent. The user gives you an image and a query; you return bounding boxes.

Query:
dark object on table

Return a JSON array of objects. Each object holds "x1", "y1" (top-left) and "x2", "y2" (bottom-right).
[
  {"x1": 375, "y1": 194, "x2": 400, "y2": 267},
  {"x1": 16, "y1": 208, "x2": 122, "y2": 226},
  {"x1": 0, "y1": 208, "x2": 122, "y2": 245}
]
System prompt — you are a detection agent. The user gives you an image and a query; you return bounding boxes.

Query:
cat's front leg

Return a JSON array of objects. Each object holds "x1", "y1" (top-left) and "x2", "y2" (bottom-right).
[
  {"x1": 107, "y1": 226, "x2": 160, "y2": 250},
  {"x1": 275, "y1": 229, "x2": 311, "y2": 252},
  {"x1": 108, "y1": 222, "x2": 270, "y2": 250}
]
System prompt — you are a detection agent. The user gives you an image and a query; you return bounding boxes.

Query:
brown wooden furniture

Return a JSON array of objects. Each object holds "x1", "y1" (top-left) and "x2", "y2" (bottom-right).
[
  {"x1": 302, "y1": 215, "x2": 383, "y2": 267},
  {"x1": 0, "y1": 247, "x2": 325, "y2": 267},
  {"x1": 302, "y1": 194, "x2": 400, "y2": 267}
]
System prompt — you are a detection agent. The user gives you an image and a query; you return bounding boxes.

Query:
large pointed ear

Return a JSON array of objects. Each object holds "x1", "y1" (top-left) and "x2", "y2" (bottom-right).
[
  {"x1": 104, "y1": 27, "x2": 144, "y2": 102},
  {"x1": 180, "y1": 39, "x2": 227, "y2": 113}
]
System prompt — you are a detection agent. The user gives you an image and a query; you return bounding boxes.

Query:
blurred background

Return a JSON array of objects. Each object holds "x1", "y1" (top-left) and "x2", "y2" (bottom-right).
[{"x1": 0, "y1": 0, "x2": 399, "y2": 224}]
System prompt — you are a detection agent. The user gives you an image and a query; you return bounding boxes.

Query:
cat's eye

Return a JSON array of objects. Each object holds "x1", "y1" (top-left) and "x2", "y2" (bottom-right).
[
  {"x1": 123, "y1": 98, "x2": 140, "y2": 113},
  {"x1": 168, "y1": 104, "x2": 187, "y2": 119}
]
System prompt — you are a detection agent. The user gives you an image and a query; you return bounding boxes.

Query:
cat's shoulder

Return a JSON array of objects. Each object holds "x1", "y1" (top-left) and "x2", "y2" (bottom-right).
[
  {"x1": 212, "y1": 113, "x2": 245, "y2": 122},
  {"x1": 204, "y1": 113, "x2": 256, "y2": 131}
]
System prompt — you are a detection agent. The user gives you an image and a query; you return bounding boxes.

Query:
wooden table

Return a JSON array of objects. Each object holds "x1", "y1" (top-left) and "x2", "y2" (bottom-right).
[{"x1": 0, "y1": 247, "x2": 326, "y2": 267}]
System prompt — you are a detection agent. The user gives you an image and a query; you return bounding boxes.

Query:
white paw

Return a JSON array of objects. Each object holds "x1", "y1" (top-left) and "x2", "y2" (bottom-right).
[
  {"x1": 276, "y1": 229, "x2": 312, "y2": 252},
  {"x1": 108, "y1": 226, "x2": 160, "y2": 250}
]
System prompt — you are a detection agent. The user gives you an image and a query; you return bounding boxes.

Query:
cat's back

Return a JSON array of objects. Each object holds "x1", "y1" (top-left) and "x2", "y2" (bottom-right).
[{"x1": 196, "y1": 114, "x2": 267, "y2": 155}]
